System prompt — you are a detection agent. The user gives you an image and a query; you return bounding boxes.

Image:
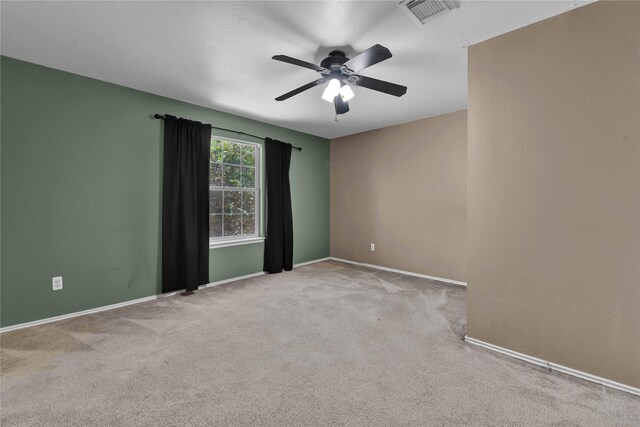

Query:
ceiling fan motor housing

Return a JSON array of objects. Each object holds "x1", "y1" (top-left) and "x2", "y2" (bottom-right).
[
  {"x1": 321, "y1": 51, "x2": 350, "y2": 72},
  {"x1": 320, "y1": 51, "x2": 358, "y2": 86}
]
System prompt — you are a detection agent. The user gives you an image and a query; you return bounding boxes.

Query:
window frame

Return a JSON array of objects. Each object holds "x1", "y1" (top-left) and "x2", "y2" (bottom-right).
[{"x1": 208, "y1": 135, "x2": 263, "y2": 248}]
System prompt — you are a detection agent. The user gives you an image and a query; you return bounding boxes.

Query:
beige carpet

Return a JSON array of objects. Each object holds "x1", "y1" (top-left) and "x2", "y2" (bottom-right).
[{"x1": 1, "y1": 260, "x2": 638, "y2": 426}]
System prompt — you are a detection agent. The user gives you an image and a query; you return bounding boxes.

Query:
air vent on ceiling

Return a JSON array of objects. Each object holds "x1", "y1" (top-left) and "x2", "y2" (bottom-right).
[{"x1": 399, "y1": 0, "x2": 460, "y2": 25}]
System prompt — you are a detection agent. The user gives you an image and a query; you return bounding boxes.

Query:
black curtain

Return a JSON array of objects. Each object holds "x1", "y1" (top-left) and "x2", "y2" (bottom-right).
[
  {"x1": 162, "y1": 115, "x2": 211, "y2": 293},
  {"x1": 263, "y1": 138, "x2": 294, "y2": 273}
]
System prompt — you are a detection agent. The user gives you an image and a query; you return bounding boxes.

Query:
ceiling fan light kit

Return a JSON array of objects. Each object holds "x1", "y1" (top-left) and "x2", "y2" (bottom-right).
[
  {"x1": 272, "y1": 44, "x2": 407, "y2": 118},
  {"x1": 321, "y1": 79, "x2": 355, "y2": 104},
  {"x1": 321, "y1": 78, "x2": 342, "y2": 102}
]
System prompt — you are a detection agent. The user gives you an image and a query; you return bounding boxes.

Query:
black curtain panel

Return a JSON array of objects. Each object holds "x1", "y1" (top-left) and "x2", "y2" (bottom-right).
[
  {"x1": 263, "y1": 138, "x2": 294, "y2": 273},
  {"x1": 162, "y1": 115, "x2": 211, "y2": 293}
]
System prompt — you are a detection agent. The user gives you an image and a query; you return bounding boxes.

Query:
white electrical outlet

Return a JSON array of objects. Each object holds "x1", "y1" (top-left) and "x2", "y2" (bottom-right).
[
  {"x1": 52, "y1": 276, "x2": 63, "y2": 291},
  {"x1": 370, "y1": 243, "x2": 375, "y2": 251}
]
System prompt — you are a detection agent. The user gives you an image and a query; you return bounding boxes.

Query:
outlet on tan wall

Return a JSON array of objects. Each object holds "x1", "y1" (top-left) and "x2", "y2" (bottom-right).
[{"x1": 330, "y1": 110, "x2": 467, "y2": 283}]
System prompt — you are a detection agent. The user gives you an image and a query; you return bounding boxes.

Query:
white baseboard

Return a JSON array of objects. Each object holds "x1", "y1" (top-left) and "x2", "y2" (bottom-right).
[
  {"x1": 0, "y1": 295, "x2": 160, "y2": 334},
  {"x1": 293, "y1": 257, "x2": 331, "y2": 267},
  {"x1": 464, "y1": 336, "x2": 640, "y2": 396},
  {"x1": 159, "y1": 271, "x2": 267, "y2": 298},
  {"x1": 0, "y1": 257, "x2": 330, "y2": 333},
  {"x1": 329, "y1": 257, "x2": 467, "y2": 287}
]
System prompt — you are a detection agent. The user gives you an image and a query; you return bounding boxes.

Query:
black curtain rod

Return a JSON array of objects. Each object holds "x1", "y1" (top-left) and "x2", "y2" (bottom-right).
[{"x1": 153, "y1": 114, "x2": 302, "y2": 151}]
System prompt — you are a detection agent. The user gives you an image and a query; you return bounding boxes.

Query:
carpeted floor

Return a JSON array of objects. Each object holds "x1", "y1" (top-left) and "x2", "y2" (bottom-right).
[{"x1": 1, "y1": 260, "x2": 638, "y2": 426}]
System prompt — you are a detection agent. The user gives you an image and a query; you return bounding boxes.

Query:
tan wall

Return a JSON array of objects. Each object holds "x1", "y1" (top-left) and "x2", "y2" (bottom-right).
[
  {"x1": 330, "y1": 110, "x2": 467, "y2": 282},
  {"x1": 467, "y1": 1, "x2": 640, "y2": 388}
]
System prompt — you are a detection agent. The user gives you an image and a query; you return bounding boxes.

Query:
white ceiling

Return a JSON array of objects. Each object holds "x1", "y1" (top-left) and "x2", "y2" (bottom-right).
[{"x1": 1, "y1": 1, "x2": 593, "y2": 139}]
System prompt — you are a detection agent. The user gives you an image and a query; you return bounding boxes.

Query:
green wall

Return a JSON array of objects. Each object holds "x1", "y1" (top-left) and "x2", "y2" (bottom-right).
[{"x1": 0, "y1": 56, "x2": 330, "y2": 328}]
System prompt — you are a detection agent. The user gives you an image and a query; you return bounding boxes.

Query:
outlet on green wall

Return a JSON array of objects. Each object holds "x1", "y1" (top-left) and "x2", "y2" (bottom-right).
[{"x1": 0, "y1": 56, "x2": 330, "y2": 328}]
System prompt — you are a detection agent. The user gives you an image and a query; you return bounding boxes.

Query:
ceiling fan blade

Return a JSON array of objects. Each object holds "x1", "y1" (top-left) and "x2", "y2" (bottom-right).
[
  {"x1": 275, "y1": 78, "x2": 327, "y2": 101},
  {"x1": 352, "y1": 75, "x2": 407, "y2": 97},
  {"x1": 272, "y1": 55, "x2": 328, "y2": 73},
  {"x1": 334, "y1": 96, "x2": 350, "y2": 115},
  {"x1": 343, "y1": 44, "x2": 392, "y2": 73}
]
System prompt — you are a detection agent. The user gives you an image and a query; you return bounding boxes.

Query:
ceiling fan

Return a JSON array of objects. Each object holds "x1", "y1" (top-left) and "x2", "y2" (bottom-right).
[{"x1": 272, "y1": 44, "x2": 407, "y2": 116}]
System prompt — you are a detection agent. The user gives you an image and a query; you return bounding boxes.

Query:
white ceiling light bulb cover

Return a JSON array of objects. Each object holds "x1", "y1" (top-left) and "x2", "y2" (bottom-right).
[
  {"x1": 322, "y1": 79, "x2": 341, "y2": 102},
  {"x1": 340, "y1": 85, "x2": 354, "y2": 102},
  {"x1": 321, "y1": 87, "x2": 335, "y2": 102}
]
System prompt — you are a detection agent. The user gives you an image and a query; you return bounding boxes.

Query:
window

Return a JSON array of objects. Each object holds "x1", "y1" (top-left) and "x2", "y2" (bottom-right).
[{"x1": 209, "y1": 138, "x2": 261, "y2": 245}]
